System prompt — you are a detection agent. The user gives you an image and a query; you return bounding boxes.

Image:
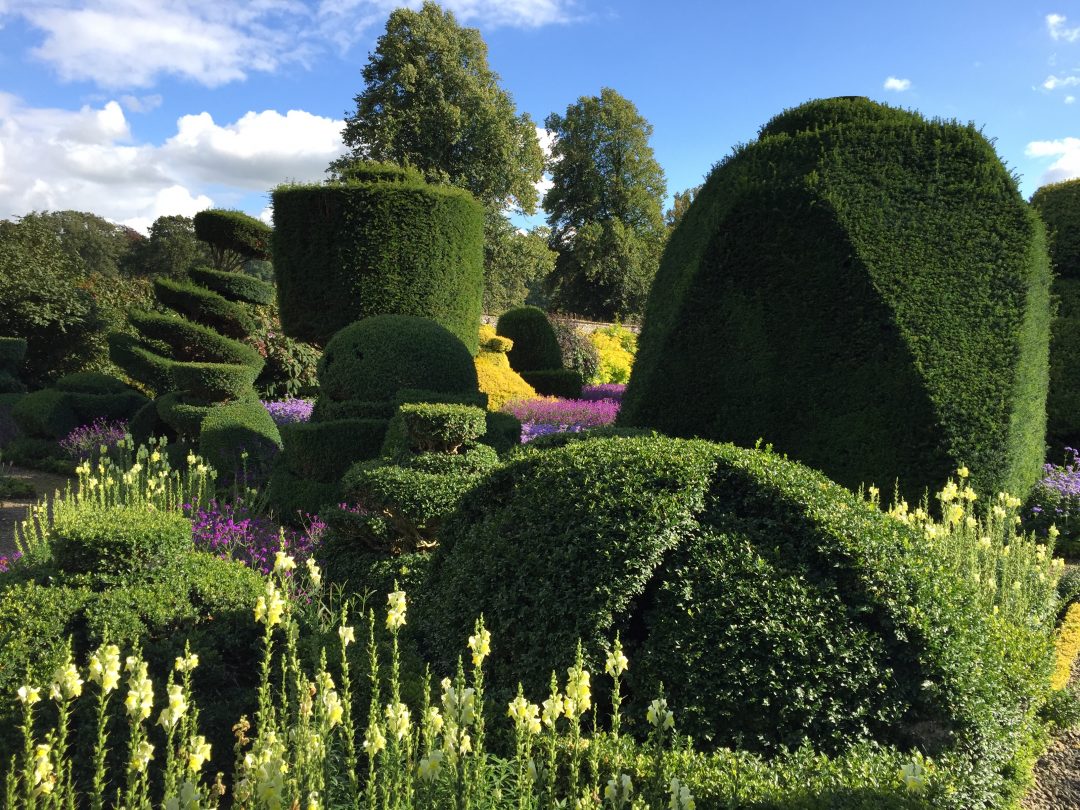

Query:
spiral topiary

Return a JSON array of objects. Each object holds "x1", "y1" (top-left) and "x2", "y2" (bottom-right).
[{"x1": 109, "y1": 210, "x2": 280, "y2": 476}]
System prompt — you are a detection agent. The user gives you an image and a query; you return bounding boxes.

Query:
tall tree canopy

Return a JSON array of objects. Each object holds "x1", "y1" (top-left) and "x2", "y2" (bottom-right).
[
  {"x1": 483, "y1": 210, "x2": 556, "y2": 315},
  {"x1": 543, "y1": 88, "x2": 667, "y2": 320},
  {"x1": 666, "y1": 184, "x2": 702, "y2": 230},
  {"x1": 122, "y1": 215, "x2": 211, "y2": 278},
  {"x1": 335, "y1": 1, "x2": 544, "y2": 215},
  {"x1": 19, "y1": 210, "x2": 140, "y2": 277}
]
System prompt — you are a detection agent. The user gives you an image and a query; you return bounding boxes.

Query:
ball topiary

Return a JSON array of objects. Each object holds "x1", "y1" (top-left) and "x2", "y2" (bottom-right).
[
  {"x1": 1031, "y1": 179, "x2": 1080, "y2": 450},
  {"x1": 620, "y1": 97, "x2": 1051, "y2": 502},
  {"x1": 495, "y1": 306, "x2": 564, "y2": 373},
  {"x1": 272, "y1": 168, "x2": 484, "y2": 351},
  {"x1": 199, "y1": 399, "x2": 282, "y2": 484},
  {"x1": 318, "y1": 315, "x2": 479, "y2": 405},
  {"x1": 420, "y1": 435, "x2": 1050, "y2": 798}
]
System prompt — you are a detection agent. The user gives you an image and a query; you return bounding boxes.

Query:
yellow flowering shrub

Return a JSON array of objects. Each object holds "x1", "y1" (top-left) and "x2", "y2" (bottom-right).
[
  {"x1": 475, "y1": 325, "x2": 536, "y2": 410},
  {"x1": 588, "y1": 325, "x2": 636, "y2": 384},
  {"x1": 1052, "y1": 602, "x2": 1080, "y2": 690}
]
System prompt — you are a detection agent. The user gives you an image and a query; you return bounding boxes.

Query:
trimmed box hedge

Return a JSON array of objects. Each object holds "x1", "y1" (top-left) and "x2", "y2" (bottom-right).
[
  {"x1": 189, "y1": 266, "x2": 275, "y2": 306},
  {"x1": 620, "y1": 97, "x2": 1052, "y2": 501}
]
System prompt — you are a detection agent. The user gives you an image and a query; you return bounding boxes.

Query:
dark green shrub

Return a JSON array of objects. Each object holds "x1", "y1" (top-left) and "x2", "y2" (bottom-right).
[
  {"x1": 1031, "y1": 180, "x2": 1080, "y2": 449},
  {"x1": 520, "y1": 369, "x2": 583, "y2": 398},
  {"x1": 317, "y1": 316, "x2": 479, "y2": 404},
  {"x1": 193, "y1": 209, "x2": 272, "y2": 268},
  {"x1": 421, "y1": 435, "x2": 1053, "y2": 806},
  {"x1": 266, "y1": 466, "x2": 341, "y2": 522},
  {"x1": 189, "y1": 266, "x2": 275, "y2": 306},
  {"x1": 12, "y1": 388, "x2": 78, "y2": 438},
  {"x1": 1032, "y1": 178, "x2": 1080, "y2": 279},
  {"x1": 0, "y1": 337, "x2": 27, "y2": 374},
  {"x1": 272, "y1": 179, "x2": 484, "y2": 350},
  {"x1": 54, "y1": 372, "x2": 129, "y2": 394},
  {"x1": 0, "y1": 372, "x2": 22, "y2": 395},
  {"x1": 310, "y1": 398, "x2": 395, "y2": 422},
  {"x1": 387, "y1": 403, "x2": 488, "y2": 456},
  {"x1": 172, "y1": 362, "x2": 261, "y2": 402},
  {"x1": 279, "y1": 419, "x2": 388, "y2": 480},
  {"x1": 496, "y1": 306, "x2": 563, "y2": 372},
  {"x1": 51, "y1": 505, "x2": 191, "y2": 586},
  {"x1": 108, "y1": 333, "x2": 175, "y2": 395},
  {"x1": 551, "y1": 318, "x2": 600, "y2": 383},
  {"x1": 155, "y1": 392, "x2": 214, "y2": 437},
  {"x1": 199, "y1": 400, "x2": 282, "y2": 483},
  {"x1": 127, "y1": 311, "x2": 263, "y2": 369},
  {"x1": 483, "y1": 411, "x2": 521, "y2": 454},
  {"x1": 621, "y1": 97, "x2": 1052, "y2": 501},
  {"x1": 393, "y1": 388, "x2": 489, "y2": 409},
  {"x1": 153, "y1": 278, "x2": 254, "y2": 338},
  {"x1": 129, "y1": 399, "x2": 170, "y2": 444}
]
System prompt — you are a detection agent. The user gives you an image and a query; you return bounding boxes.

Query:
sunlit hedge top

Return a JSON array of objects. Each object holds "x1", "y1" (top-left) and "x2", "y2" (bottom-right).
[
  {"x1": 621, "y1": 96, "x2": 1051, "y2": 500},
  {"x1": 271, "y1": 169, "x2": 484, "y2": 351},
  {"x1": 1031, "y1": 177, "x2": 1080, "y2": 279}
]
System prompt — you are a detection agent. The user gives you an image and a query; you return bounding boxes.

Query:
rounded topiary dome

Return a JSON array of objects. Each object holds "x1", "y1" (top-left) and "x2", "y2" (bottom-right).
[
  {"x1": 496, "y1": 306, "x2": 563, "y2": 373},
  {"x1": 318, "y1": 315, "x2": 479, "y2": 404},
  {"x1": 419, "y1": 435, "x2": 1041, "y2": 791},
  {"x1": 620, "y1": 96, "x2": 1051, "y2": 501}
]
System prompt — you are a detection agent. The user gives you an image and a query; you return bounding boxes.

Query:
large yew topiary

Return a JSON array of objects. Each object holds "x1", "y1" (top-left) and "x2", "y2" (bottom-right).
[
  {"x1": 272, "y1": 166, "x2": 484, "y2": 351},
  {"x1": 620, "y1": 97, "x2": 1051, "y2": 500},
  {"x1": 420, "y1": 435, "x2": 1054, "y2": 806},
  {"x1": 1031, "y1": 178, "x2": 1080, "y2": 450}
]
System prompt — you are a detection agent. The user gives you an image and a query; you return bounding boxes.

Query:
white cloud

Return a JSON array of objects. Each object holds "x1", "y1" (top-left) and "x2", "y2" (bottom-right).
[
  {"x1": 1068, "y1": 95, "x2": 1077, "y2": 104},
  {"x1": 1043, "y1": 73, "x2": 1080, "y2": 90},
  {"x1": 0, "y1": 93, "x2": 347, "y2": 231},
  {"x1": 883, "y1": 76, "x2": 911, "y2": 92},
  {"x1": 1, "y1": 0, "x2": 575, "y2": 89},
  {"x1": 1026, "y1": 137, "x2": 1080, "y2": 185},
  {"x1": 1048, "y1": 13, "x2": 1080, "y2": 42}
]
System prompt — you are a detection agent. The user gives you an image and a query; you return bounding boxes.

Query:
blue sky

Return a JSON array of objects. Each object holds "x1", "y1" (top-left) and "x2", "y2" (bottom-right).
[{"x1": 0, "y1": 0, "x2": 1078, "y2": 232}]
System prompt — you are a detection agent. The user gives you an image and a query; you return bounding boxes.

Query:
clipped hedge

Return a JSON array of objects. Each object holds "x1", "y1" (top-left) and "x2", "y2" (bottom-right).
[
  {"x1": 153, "y1": 277, "x2": 255, "y2": 339},
  {"x1": 189, "y1": 266, "x2": 275, "y2": 306},
  {"x1": 421, "y1": 435, "x2": 1055, "y2": 807},
  {"x1": 127, "y1": 311, "x2": 263, "y2": 370},
  {"x1": 199, "y1": 399, "x2": 282, "y2": 483},
  {"x1": 11, "y1": 388, "x2": 78, "y2": 438},
  {"x1": 621, "y1": 97, "x2": 1052, "y2": 501},
  {"x1": 520, "y1": 369, "x2": 583, "y2": 399},
  {"x1": 318, "y1": 316, "x2": 479, "y2": 404},
  {"x1": 172, "y1": 362, "x2": 261, "y2": 402},
  {"x1": 279, "y1": 419, "x2": 388, "y2": 481},
  {"x1": 272, "y1": 176, "x2": 484, "y2": 350},
  {"x1": 496, "y1": 306, "x2": 563, "y2": 373},
  {"x1": 193, "y1": 209, "x2": 272, "y2": 262},
  {"x1": 1032, "y1": 180, "x2": 1080, "y2": 449},
  {"x1": 475, "y1": 325, "x2": 535, "y2": 410},
  {"x1": 53, "y1": 372, "x2": 130, "y2": 395}
]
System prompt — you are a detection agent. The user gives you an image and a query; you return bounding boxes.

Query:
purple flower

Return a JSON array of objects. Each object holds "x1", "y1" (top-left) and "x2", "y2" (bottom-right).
[
  {"x1": 262, "y1": 398, "x2": 314, "y2": 427},
  {"x1": 59, "y1": 418, "x2": 128, "y2": 461},
  {"x1": 0, "y1": 550, "x2": 23, "y2": 574},
  {"x1": 190, "y1": 498, "x2": 326, "y2": 576},
  {"x1": 502, "y1": 397, "x2": 619, "y2": 429},
  {"x1": 580, "y1": 384, "x2": 626, "y2": 402}
]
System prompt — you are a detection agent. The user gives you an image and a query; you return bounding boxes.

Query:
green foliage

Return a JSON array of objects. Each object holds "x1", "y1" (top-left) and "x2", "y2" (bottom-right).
[
  {"x1": 53, "y1": 371, "x2": 129, "y2": 394},
  {"x1": 483, "y1": 212, "x2": 556, "y2": 314},
  {"x1": 1032, "y1": 177, "x2": 1080, "y2": 279},
  {"x1": 335, "y1": 1, "x2": 544, "y2": 214},
  {"x1": 421, "y1": 435, "x2": 1058, "y2": 807},
  {"x1": 279, "y1": 419, "x2": 388, "y2": 481},
  {"x1": 153, "y1": 277, "x2": 255, "y2": 338},
  {"x1": 127, "y1": 310, "x2": 263, "y2": 369},
  {"x1": 496, "y1": 306, "x2": 563, "y2": 372},
  {"x1": 272, "y1": 180, "x2": 485, "y2": 350},
  {"x1": 266, "y1": 466, "x2": 341, "y2": 522},
  {"x1": 665, "y1": 184, "x2": 703, "y2": 230},
  {"x1": 155, "y1": 392, "x2": 214, "y2": 437},
  {"x1": 0, "y1": 337, "x2": 27, "y2": 373},
  {"x1": 51, "y1": 504, "x2": 192, "y2": 586},
  {"x1": 543, "y1": 88, "x2": 667, "y2": 320},
  {"x1": 520, "y1": 369, "x2": 583, "y2": 398},
  {"x1": 310, "y1": 398, "x2": 395, "y2": 422},
  {"x1": 11, "y1": 388, "x2": 78, "y2": 438},
  {"x1": 107, "y1": 333, "x2": 176, "y2": 395},
  {"x1": 336, "y1": 161, "x2": 426, "y2": 185},
  {"x1": 193, "y1": 209, "x2": 272, "y2": 272},
  {"x1": 622, "y1": 97, "x2": 1052, "y2": 502},
  {"x1": 550, "y1": 318, "x2": 600, "y2": 383},
  {"x1": 317, "y1": 315, "x2": 480, "y2": 404},
  {"x1": 18, "y1": 210, "x2": 136, "y2": 278},
  {"x1": 588, "y1": 324, "x2": 637, "y2": 384},
  {"x1": 199, "y1": 399, "x2": 282, "y2": 483},
  {"x1": 386, "y1": 403, "x2": 488, "y2": 456},
  {"x1": 483, "y1": 411, "x2": 522, "y2": 453},
  {"x1": 189, "y1": 265, "x2": 275, "y2": 306},
  {"x1": 121, "y1": 214, "x2": 212, "y2": 278},
  {"x1": 171, "y1": 362, "x2": 261, "y2": 402},
  {"x1": 0, "y1": 217, "x2": 106, "y2": 385}
]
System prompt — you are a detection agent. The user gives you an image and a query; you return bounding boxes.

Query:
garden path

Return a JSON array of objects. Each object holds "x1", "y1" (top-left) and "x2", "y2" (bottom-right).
[{"x1": 0, "y1": 466, "x2": 71, "y2": 558}]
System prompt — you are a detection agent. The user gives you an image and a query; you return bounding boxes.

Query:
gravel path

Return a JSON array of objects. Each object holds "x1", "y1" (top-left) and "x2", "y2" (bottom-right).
[{"x1": 0, "y1": 465, "x2": 72, "y2": 558}]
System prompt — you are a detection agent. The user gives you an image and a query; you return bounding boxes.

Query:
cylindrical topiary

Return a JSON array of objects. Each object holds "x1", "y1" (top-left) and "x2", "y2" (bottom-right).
[
  {"x1": 271, "y1": 167, "x2": 485, "y2": 351},
  {"x1": 621, "y1": 97, "x2": 1051, "y2": 501},
  {"x1": 495, "y1": 306, "x2": 564, "y2": 373},
  {"x1": 1031, "y1": 178, "x2": 1080, "y2": 451}
]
